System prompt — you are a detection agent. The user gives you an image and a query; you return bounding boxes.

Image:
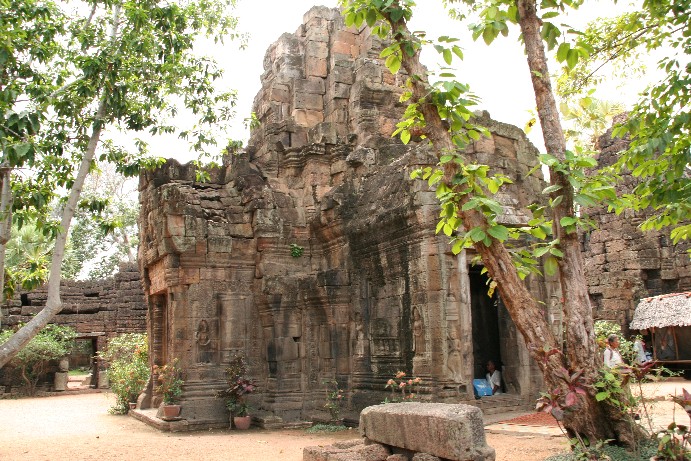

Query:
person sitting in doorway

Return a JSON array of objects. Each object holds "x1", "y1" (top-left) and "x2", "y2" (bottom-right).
[{"x1": 486, "y1": 360, "x2": 502, "y2": 395}]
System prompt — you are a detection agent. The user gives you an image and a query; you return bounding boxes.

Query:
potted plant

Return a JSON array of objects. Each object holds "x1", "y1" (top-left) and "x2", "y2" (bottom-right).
[
  {"x1": 154, "y1": 358, "x2": 184, "y2": 420},
  {"x1": 217, "y1": 354, "x2": 256, "y2": 429}
]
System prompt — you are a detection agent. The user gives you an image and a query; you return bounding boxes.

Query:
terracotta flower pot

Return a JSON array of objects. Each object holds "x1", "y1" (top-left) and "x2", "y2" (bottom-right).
[
  {"x1": 233, "y1": 415, "x2": 251, "y2": 430},
  {"x1": 162, "y1": 404, "x2": 181, "y2": 420}
]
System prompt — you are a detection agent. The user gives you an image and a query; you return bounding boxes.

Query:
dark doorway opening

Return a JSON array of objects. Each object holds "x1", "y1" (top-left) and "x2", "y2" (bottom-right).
[{"x1": 470, "y1": 266, "x2": 502, "y2": 381}]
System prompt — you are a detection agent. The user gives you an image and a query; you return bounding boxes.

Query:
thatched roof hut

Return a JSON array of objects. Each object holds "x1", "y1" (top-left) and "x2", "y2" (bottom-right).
[{"x1": 630, "y1": 292, "x2": 691, "y2": 330}]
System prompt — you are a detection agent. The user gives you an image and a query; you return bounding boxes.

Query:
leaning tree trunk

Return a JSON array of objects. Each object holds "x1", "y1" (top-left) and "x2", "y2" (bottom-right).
[
  {"x1": 379, "y1": 2, "x2": 639, "y2": 446},
  {"x1": 0, "y1": 4, "x2": 121, "y2": 369},
  {"x1": 0, "y1": 162, "x2": 12, "y2": 329},
  {"x1": 516, "y1": 0, "x2": 642, "y2": 445}
]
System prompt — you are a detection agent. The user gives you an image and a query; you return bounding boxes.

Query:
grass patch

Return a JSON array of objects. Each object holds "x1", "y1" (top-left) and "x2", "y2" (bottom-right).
[
  {"x1": 305, "y1": 423, "x2": 348, "y2": 434},
  {"x1": 545, "y1": 439, "x2": 658, "y2": 461},
  {"x1": 68, "y1": 369, "x2": 90, "y2": 376}
]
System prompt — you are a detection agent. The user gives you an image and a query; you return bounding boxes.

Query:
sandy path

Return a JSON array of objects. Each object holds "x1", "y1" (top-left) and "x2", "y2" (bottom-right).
[
  {"x1": 3, "y1": 377, "x2": 688, "y2": 461},
  {"x1": 0, "y1": 391, "x2": 567, "y2": 461}
]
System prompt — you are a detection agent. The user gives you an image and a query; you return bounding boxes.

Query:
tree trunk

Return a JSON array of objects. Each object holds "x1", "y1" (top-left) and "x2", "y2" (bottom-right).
[
  {"x1": 0, "y1": 4, "x2": 121, "y2": 369},
  {"x1": 0, "y1": 162, "x2": 12, "y2": 329},
  {"x1": 516, "y1": 0, "x2": 642, "y2": 445},
  {"x1": 381, "y1": 2, "x2": 640, "y2": 446}
]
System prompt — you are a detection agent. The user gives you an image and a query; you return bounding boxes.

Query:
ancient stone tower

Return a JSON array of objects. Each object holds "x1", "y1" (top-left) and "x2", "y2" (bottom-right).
[{"x1": 137, "y1": 6, "x2": 554, "y2": 429}]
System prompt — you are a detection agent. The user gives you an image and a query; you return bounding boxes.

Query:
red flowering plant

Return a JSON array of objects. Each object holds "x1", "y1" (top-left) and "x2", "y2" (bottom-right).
[
  {"x1": 154, "y1": 358, "x2": 184, "y2": 405},
  {"x1": 217, "y1": 353, "x2": 256, "y2": 417},
  {"x1": 384, "y1": 370, "x2": 422, "y2": 403},
  {"x1": 323, "y1": 379, "x2": 345, "y2": 420}
]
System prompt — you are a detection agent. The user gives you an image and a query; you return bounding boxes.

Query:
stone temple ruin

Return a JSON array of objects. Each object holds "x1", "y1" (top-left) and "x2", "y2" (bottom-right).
[
  {"x1": 136, "y1": 6, "x2": 555, "y2": 429},
  {"x1": 136, "y1": 6, "x2": 690, "y2": 430}
]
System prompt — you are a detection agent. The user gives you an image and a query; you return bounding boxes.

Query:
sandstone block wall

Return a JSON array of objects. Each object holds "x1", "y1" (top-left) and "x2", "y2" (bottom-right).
[
  {"x1": 583, "y1": 121, "x2": 691, "y2": 331},
  {"x1": 1, "y1": 263, "x2": 146, "y2": 336}
]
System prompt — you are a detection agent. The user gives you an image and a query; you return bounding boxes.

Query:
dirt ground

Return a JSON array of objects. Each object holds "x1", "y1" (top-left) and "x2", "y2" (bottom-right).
[{"x1": 0, "y1": 378, "x2": 688, "y2": 461}]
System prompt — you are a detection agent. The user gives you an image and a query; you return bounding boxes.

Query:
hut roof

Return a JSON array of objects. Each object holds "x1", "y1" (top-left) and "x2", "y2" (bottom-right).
[{"x1": 630, "y1": 292, "x2": 691, "y2": 330}]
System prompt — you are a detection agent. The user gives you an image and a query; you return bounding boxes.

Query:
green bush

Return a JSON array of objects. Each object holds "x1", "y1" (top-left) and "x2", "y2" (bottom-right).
[
  {"x1": 0, "y1": 324, "x2": 77, "y2": 396},
  {"x1": 98, "y1": 333, "x2": 149, "y2": 414}
]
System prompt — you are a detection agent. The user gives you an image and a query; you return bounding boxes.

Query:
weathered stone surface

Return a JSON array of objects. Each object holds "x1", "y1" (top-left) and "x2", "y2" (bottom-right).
[
  {"x1": 360, "y1": 403, "x2": 494, "y2": 461},
  {"x1": 582, "y1": 114, "x2": 690, "y2": 328},
  {"x1": 304, "y1": 440, "x2": 391, "y2": 461},
  {"x1": 136, "y1": 7, "x2": 550, "y2": 429}
]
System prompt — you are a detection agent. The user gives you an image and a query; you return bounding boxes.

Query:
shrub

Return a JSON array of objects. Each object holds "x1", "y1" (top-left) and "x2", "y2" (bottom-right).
[
  {"x1": 98, "y1": 333, "x2": 149, "y2": 414},
  {"x1": 153, "y1": 358, "x2": 184, "y2": 404},
  {"x1": 0, "y1": 324, "x2": 76, "y2": 396},
  {"x1": 217, "y1": 353, "x2": 256, "y2": 417}
]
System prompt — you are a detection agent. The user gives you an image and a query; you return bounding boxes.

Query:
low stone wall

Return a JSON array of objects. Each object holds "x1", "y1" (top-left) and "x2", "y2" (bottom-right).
[
  {"x1": 304, "y1": 403, "x2": 495, "y2": 461},
  {"x1": 0, "y1": 263, "x2": 147, "y2": 395}
]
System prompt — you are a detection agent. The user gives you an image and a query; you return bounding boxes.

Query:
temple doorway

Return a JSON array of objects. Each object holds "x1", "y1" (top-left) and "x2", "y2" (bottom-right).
[{"x1": 470, "y1": 266, "x2": 502, "y2": 382}]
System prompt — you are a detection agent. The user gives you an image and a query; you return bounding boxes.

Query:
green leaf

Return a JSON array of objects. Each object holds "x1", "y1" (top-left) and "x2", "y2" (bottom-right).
[
  {"x1": 549, "y1": 247, "x2": 564, "y2": 258},
  {"x1": 559, "y1": 216, "x2": 578, "y2": 227},
  {"x1": 566, "y1": 48, "x2": 579, "y2": 69},
  {"x1": 544, "y1": 256, "x2": 558, "y2": 276},
  {"x1": 467, "y1": 227, "x2": 487, "y2": 243},
  {"x1": 534, "y1": 246, "x2": 550, "y2": 257},
  {"x1": 385, "y1": 54, "x2": 401, "y2": 74},
  {"x1": 13, "y1": 143, "x2": 31, "y2": 159},
  {"x1": 443, "y1": 48, "x2": 452, "y2": 65},
  {"x1": 400, "y1": 129, "x2": 411, "y2": 144},
  {"x1": 556, "y1": 42, "x2": 570, "y2": 62},
  {"x1": 365, "y1": 9, "x2": 378, "y2": 27},
  {"x1": 487, "y1": 225, "x2": 509, "y2": 241},
  {"x1": 542, "y1": 184, "x2": 562, "y2": 194},
  {"x1": 595, "y1": 391, "x2": 610, "y2": 402},
  {"x1": 482, "y1": 26, "x2": 495, "y2": 45}
]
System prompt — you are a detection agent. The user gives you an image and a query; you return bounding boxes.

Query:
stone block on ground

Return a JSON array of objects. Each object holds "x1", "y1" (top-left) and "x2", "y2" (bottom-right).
[
  {"x1": 359, "y1": 403, "x2": 495, "y2": 461},
  {"x1": 304, "y1": 440, "x2": 390, "y2": 461}
]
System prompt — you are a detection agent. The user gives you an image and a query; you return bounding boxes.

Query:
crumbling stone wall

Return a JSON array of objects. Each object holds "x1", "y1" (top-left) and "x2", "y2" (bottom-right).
[
  {"x1": 138, "y1": 7, "x2": 552, "y2": 430},
  {"x1": 2, "y1": 263, "x2": 146, "y2": 336},
  {"x1": 583, "y1": 121, "x2": 691, "y2": 331},
  {"x1": 0, "y1": 263, "x2": 147, "y2": 392}
]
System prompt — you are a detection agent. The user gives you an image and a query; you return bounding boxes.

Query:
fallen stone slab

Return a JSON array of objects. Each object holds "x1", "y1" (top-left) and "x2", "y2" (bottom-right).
[
  {"x1": 359, "y1": 403, "x2": 495, "y2": 461},
  {"x1": 303, "y1": 439, "x2": 390, "y2": 461}
]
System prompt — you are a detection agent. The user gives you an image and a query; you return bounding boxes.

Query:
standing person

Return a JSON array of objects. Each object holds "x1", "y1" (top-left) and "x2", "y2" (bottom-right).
[
  {"x1": 633, "y1": 336, "x2": 649, "y2": 365},
  {"x1": 486, "y1": 360, "x2": 502, "y2": 395},
  {"x1": 604, "y1": 334, "x2": 625, "y2": 368}
]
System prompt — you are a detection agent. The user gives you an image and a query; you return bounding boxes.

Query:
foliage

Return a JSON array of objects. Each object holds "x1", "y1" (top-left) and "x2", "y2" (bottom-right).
[
  {"x1": 655, "y1": 422, "x2": 691, "y2": 461},
  {"x1": 544, "y1": 439, "x2": 658, "y2": 461},
  {"x1": 0, "y1": 324, "x2": 76, "y2": 395},
  {"x1": 305, "y1": 423, "x2": 349, "y2": 434},
  {"x1": 154, "y1": 358, "x2": 184, "y2": 405},
  {"x1": 66, "y1": 163, "x2": 139, "y2": 280},
  {"x1": 657, "y1": 388, "x2": 691, "y2": 460},
  {"x1": 98, "y1": 333, "x2": 149, "y2": 414},
  {"x1": 322, "y1": 379, "x2": 345, "y2": 420},
  {"x1": 554, "y1": 0, "x2": 691, "y2": 243},
  {"x1": 0, "y1": 0, "x2": 243, "y2": 365},
  {"x1": 217, "y1": 353, "x2": 256, "y2": 417},
  {"x1": 383, "y1": 370, "x2": 421, "y2": 403},
  {"x1": 289, "y1": 243, "x2": 304, "y2": 258}
]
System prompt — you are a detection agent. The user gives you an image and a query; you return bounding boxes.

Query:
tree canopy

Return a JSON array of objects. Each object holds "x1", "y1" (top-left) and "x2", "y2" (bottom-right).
[{"x1": 0, "y1": 0, "x2": 242, "y2": 366}]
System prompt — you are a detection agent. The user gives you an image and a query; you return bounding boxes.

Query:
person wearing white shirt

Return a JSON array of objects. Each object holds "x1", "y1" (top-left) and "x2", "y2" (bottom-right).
[
  {"x1": 604, "y1": 334, "x2": 624, "y2": 368},
  {"x1": 486, "y1": 360, "x2": 502, "y2": 395}
]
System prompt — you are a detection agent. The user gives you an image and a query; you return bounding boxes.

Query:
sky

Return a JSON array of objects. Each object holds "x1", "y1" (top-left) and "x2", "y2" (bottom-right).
[{"x1": 130, "y1": 0, "x2": 656, "y2": 162}]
